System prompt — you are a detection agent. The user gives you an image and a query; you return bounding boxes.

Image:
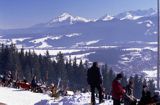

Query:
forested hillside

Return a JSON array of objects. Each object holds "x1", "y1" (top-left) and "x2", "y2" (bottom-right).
[{"x1": 0, "y1": 44, "x2": 155, "y2": 98}]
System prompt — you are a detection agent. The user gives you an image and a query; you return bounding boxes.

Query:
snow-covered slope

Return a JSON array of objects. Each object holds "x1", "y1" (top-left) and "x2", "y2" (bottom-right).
[
  {"x1": 0, "y1": 87, "x2": 51, "y2": 105},
  {"x1": 0, "y1": 87, "x2": 112, "y2": 105}
]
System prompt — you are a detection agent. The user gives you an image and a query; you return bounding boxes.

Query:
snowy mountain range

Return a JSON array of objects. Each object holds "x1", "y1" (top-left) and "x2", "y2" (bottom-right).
[
  {"x1": 0, "y1": 8, "x2": 158, "y2": 77},
  {"x1": 0, "y1": 8, "x2": 157, "y2": 39},
  {"x1": 32, "y1": 12, "x2": 92, "y2": 28}
]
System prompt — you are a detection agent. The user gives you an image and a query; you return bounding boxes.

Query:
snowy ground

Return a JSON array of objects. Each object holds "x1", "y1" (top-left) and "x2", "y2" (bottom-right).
[
  {"x1": 143, "y1": 70, "x2": 157, "y2": 78},
  {"x1": 0, "y1": 87, "x2": 113, "y2": 105}
]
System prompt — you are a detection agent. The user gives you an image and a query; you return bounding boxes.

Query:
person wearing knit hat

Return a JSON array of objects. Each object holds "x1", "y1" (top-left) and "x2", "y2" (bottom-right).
[{"x1": 112, "y1": 73, "x2": 125, "y2": 105}]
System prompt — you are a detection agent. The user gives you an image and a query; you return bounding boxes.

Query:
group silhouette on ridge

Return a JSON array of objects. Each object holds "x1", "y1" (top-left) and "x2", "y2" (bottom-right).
[{"x1": 87, "y1": 62, "x2": 160, "y2": 105}]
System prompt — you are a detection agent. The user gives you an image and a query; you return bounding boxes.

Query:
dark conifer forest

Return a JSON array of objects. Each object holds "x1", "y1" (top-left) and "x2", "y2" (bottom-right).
[{"x1": 0, "y1": 44, "x2": 155, "y2": 98}]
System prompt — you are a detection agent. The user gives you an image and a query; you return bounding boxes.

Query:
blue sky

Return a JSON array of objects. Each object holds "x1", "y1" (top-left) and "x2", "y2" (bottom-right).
[{"x1": 0, "y1": 0, "x2": 157, "y2": 29}]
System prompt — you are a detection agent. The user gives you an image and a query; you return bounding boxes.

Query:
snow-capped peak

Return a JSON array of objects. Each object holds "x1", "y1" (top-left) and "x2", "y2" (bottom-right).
[
  {"x1": 48, "y1": 12, "x2": 91, "y2": 25},
  {"x1": 99, "y1": 14, "x2": 114, "y2": 21},
  {"x1": 115, "y1": 8, "x2": 156, "y2": 20},
  {"x1": 74, "y1": 16, "x2": 91, "y2": 22},
  {"x1": 50, "y1": 12, "x2": 74, "y2": 23},
  {"x1": 120, "y1": 12, "x2": 142, "y2": 20},
  {"x1": 60, "y1": 12, "x2": 72, "y2": 17},
  {"x1": 100, "y1": 14, "x2": 114, "y2": 21}
]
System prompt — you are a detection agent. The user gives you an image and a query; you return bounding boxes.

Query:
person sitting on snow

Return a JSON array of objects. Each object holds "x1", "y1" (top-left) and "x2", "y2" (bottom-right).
[
  {"x1": 152, "y1": 91, "x2": 160, "y2": 104},
  {"x1": 7, "y1": 71, "x2": 13, "y2": 86},
  {"x1": 31, "y1": 75, "x2": 38, "y2": 91},
  {"x1": 22, "y1": 77, "x2": 27, "y2": 83},
  {"x1": 50, "y1": 83, "x2": 59, "y2": 97},
  {"x1": 1, "y1": 74, "x2": 6, "y2": 86},
  {"x1": 138, "y1": 85, "x2": 154, "y2": 105}
]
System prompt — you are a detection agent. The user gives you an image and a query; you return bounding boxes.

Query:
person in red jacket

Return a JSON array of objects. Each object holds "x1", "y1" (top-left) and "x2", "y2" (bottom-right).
[{"x1": 112, "y1": 73, "x2": 125, "y2": 105}]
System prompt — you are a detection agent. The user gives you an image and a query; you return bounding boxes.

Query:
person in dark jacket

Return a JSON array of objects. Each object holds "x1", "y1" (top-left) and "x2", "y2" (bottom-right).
[
  {"x1": 138, "y1": 85, "x2": 153, "y2": 105},
  {"x1": 31, "y1": 75, "x2": 38, "y2": 91},
  {"x1": 1, "y1": 75, "x2": 6, "y2": 86},
  {"x1": 124, "y1": 79, "x2": 137, "y2": 105},
  {"x1": 87, "y1": 62, "x2": 104, "y2": 105},
  {"x1": 112, "y1": 73, "x2": 126, "y2": 105},
  {"x1": 22, "y1": 76, "x2": 27, "y2": 83}
]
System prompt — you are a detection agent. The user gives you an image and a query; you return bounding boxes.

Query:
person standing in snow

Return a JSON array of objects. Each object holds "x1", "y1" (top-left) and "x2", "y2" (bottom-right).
[
  {"x1": 124, "y1": 78, "x2": 137, "y2": 105},
  {"x1": 87, "y1": 62, "x2": 104, "y2": 105},
  {"x1": 112, "y1": 73, "x2": 125, "y2": 105}
]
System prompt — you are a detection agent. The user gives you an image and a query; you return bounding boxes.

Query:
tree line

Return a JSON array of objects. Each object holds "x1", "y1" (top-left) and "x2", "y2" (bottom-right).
[{"x1": 0, "y1": 44, "x2": 155, "y2": 98}]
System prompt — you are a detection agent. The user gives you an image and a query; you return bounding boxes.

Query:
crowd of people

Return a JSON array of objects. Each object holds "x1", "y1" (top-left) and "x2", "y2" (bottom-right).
[
  {"x1": 87, "y1": 62, "x2": 160, "y2": 105},
  {"x1": 0, "y1": 71, "x2": 69, "y2": 97}
]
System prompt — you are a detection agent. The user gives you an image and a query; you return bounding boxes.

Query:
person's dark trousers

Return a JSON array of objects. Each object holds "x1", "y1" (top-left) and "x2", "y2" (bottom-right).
[
  {"x1": 131, "y1": 101, "x2": 137, "y2": 105},
  {"x1": 113, "y1": 98, "x2": 121, "y2": 105},
  {"x1": 90, "y1": 84, "x2": 103, "y2": 104}
]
